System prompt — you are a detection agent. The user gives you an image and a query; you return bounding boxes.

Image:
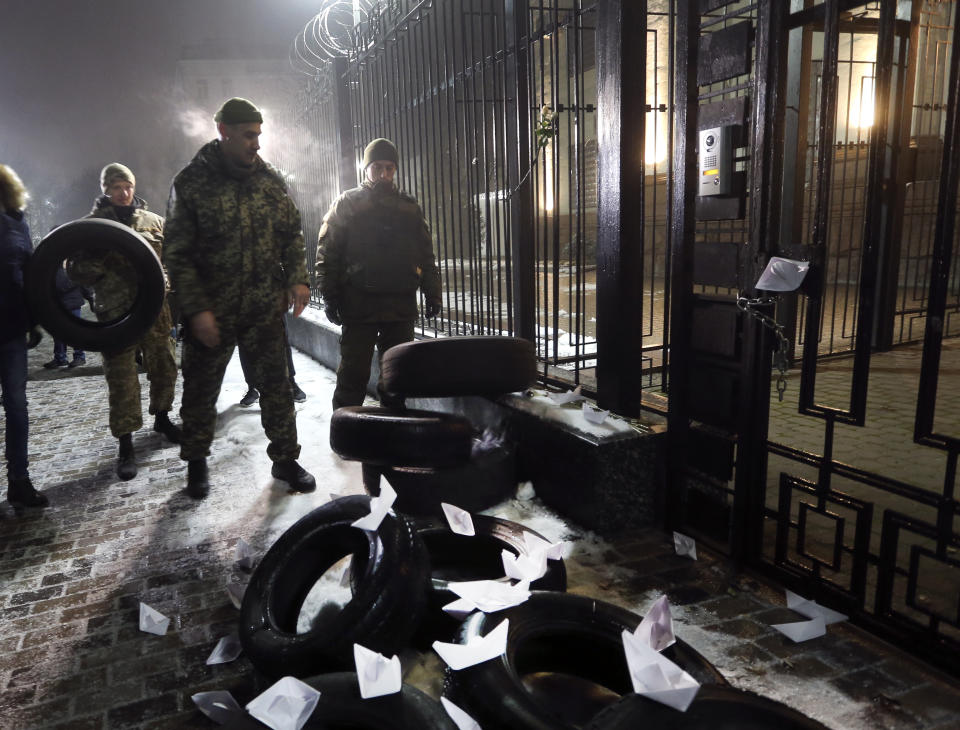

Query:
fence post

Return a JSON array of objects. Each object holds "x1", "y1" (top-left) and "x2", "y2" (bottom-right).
[
  {"x1": 505, "y1": 0, "x2": 536, "y2": 342},
  {"x1": 596, "y1": 0, "x2": 647, "y2": 416},
  {"x1": 334, "y1": 57, "x2": 357, "y2": 193}
]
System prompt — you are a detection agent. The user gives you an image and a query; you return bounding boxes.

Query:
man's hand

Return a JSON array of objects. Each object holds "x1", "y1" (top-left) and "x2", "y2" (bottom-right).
[
  {"x1": 324, "y1": 304, "x2": 342, "y2": 326},
  {"x1": 26, "y1": 328, "x2": 43, "y2": 349},
  {"x1": 190, "y1": 310, "x2": 220, "y2": 348},
  {"x1": 425, "y1": 299, "x2": 442, "y2": 319},
  {"x1": 287, "y1": 284, "x2": 310, "y2": 318}
]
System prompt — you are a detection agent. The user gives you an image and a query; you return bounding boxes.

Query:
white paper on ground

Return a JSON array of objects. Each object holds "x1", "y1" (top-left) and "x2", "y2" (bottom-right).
[
  {"x1": 352, "y1": 481, "x2": 397, "y2": 531},
  {"x1": 445, "y1": 578, "x2": 531, "y2": 613},
  {"x1": 547, "y1": 385, "x2": 586, "y2": 405},
  {"x1": 516, "y1": 481, "x2": 536, "y2": 500},
  {"x1": 634, "y1": 594, "x2": 676, "y2": 652},
  {"x1": 206, "y1": 633, "x2": 243, "y2": 665},
  {"x1": 502, "y1": 548, "x2": 548, "y2": 582},
  {"x1": 235, "y1": 538, "x2": 256, "y2": 571},
  {"x1": 755, "y1": 256, "x2": 810, "y2": 292},
  {"x1": 522, "y1": 531, "x2": 566, "y2": 561},
  {"x1": 622, "y1": 630, "x2": 700, "y2": 712},
  {"x1": 433, "y1": 618, "x2": 509, "y2": 670},
  {"x1": 581, "y1": 402, "x2": 610, "y2": 425},
  {"x1": 192, "y1": 690, "x2": 243, "y2": 724},
  {"x1": 772, "y1": 615, "x2": 826, "y2": 642},
  {"x1": 673, "y1": 531, "x2": 697, "y2": 560},
  {"x1": 139, "y1": 602, "x2": 170, "y2": 635},
  {"x1": 226, "y1": 582, "x2": 245, "y2": 610},
  {"x1": 441, "y1": 597, "x2": 478, "y2": 620},
  {"x1": 785, "y1": 589, "x2": 848, "y2": 624},
  {"x1": 353, "y1": 644, "x2": 402, "y2": 699},
  {"x1": 441, "y1": 502, "x2": 476, "y2": 536},
  {"x1": 246, "y1": 676, "x2": 321, "y2": 730},
  {"x1": 440, "y1": 696, "x2": 482, "y2": 730}
]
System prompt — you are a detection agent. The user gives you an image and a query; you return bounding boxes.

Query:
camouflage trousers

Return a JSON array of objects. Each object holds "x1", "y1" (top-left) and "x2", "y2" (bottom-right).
[
  {"x1": 333, "y1": 320, "x2": 415, "y2": 410},
  {"x1": 102, "y1": 300, "x2": 177, "y2": 438},
  {"x1": 179, "y1": 315, "x2": 300, "y2": 463}
]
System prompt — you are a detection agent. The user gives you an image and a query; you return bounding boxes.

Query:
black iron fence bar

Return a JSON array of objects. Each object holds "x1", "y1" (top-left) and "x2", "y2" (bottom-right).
[{"x1": 915, "y1": 0, "x2": 960, "y2": 452}]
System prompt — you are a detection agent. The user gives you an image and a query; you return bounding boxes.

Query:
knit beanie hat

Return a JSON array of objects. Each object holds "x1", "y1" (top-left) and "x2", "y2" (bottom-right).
[
  {"x1": 362, "y1": 138, "x2": 399, "y2": 169},
  {"x1": 214, "y1": 97, "x2": 263, "y2": 125},
  {"x1": 100, "y1": 163, "x2": 135, "y2": 192}
]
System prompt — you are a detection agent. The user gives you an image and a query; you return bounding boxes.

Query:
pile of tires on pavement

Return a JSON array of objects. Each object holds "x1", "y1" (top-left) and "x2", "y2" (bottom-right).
[{"x1": 229, "y1": 337, "x2": 827, "y2": 729}]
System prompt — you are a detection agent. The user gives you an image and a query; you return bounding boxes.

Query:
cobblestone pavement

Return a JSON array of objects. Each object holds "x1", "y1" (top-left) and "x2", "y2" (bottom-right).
[{"x1": 1, "y1": 337, "x2": 958, "y2": 729}]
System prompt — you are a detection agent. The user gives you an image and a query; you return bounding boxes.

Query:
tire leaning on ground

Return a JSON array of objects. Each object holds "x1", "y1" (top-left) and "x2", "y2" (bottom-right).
[
  {"x1": 381, "y1": 336, "x2": 538, "y2": 397},
  {"x1": 239, "y1": 496, "x2": 431, "y2": 678},
  {"x1": 24, "y1": 218, "x2": 166, "y2": 352},
  {"x1": 583, "y1": 684, "x2": 829, "y2": 730},
  {"x1": 442, "y1": 592, "x2": 727, "y2": 730},
  {"x1": 407, "y1": 514, "x2": 567, "y2": 645},
  {"x1": 330, "y1": 406, "x2": 475, "y2": 468},
  {"x1": 361, "y1": 437, "x2": 518, "y2": 516}
]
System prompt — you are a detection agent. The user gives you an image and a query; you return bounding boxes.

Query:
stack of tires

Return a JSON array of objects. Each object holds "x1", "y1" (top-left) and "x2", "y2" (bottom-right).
[{"x1": 234, "y1": 337, "x2": 827, "y2": 729}]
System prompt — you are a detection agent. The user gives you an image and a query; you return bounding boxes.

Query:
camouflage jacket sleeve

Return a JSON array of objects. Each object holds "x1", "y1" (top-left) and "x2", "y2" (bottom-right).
[
  {"x1": 278, "y1": 193, "x2": 308, "y2": 289},
  {"x1": 162, "y1": 180, "x2": 212, "y2": 318},
  {"x1": 315, "y1": 196, "x2": 346, "y2": 308},
  {"x1": 416, "y1": 204, "x2": 442, "y2": 305}
]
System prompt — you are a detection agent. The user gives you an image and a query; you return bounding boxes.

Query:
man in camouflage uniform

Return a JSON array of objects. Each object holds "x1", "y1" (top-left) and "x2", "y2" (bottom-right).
[
  {"x1": 73, "y1": 163, "x2": 180, "y2": 481},
  {"x1": 315, "y1": 138, "x2": 442, "y2": 410},
  {"x1": 164, "y1": 97, "x2": 315, "y2": 499}
]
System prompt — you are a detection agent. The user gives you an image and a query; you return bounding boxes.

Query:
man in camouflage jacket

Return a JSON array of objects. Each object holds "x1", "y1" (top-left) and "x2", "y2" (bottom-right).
[
  {"x1": 315, "y1": 137, "x2": 442, "y2": 410},
  {"x1": 163, "y1": 97, "x2": 315, "y2": 499},
  {"x1": 75, "y1": 163, "x2": 181, "y2": 481}
]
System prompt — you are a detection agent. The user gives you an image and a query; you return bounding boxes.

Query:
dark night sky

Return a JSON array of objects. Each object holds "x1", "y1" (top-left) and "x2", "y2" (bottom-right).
[{"x1": 0, "y1": 0, "x2": 323, "y2": 222}]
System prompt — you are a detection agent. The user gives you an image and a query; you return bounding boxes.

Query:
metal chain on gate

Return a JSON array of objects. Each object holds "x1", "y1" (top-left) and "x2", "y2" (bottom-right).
[{"x1": 736, "y1": 295, "x2": 792, "y2": 401}]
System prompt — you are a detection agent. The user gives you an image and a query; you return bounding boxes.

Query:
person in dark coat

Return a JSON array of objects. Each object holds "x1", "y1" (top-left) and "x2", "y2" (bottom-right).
[
  {"x1": 43, "y1": 265, "x2": 89, "y2": 368},
  {"x1": 0, "y1": 164, "x2": 48, "y2": 508},
  {"x1": 314, "y1": 138, "x2": 442, "y2": 410}
]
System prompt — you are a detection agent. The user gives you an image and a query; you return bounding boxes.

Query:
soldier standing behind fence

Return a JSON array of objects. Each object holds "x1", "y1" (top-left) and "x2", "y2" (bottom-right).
[
  {"x1": 163, "y1": 97, "x2": 315, "y2": 500},
  {"x1": 315, "y1": 138, "x2": 442, "y2": 410},
  {"x1": 73, "y1": 163, "x2": 181, "y2": 481}
]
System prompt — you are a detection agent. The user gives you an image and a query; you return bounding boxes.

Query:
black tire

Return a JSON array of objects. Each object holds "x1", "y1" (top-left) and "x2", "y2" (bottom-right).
[
  {"x1": 330, "y1": 406, "x2": 474, "y2": 468},
  {"x1": 584, "y1": 684, "x2": 829, "y2": 730},
  {"x1": 442, "y1": 592, "x2": 726, "y2": 730},
  {"x1": 361, "y1": 438, "x2": 518, "y2": 516},
  {"x1": 381, "y1": 336, "x2": 538, "y2": 397},
  {"x1": 24, "y1": 218, "x2": 165, "y2": 352},
  {"x1": 239, "y1": 496, "x2": 431, "y2": 678},
  {"x1": 406, "y1": 514, "x2": 567, "y2": 646}
]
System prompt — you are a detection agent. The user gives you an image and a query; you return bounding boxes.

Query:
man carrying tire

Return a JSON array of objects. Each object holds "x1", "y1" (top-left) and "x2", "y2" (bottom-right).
[
  {"x1": 74, "y1": 163, "x2": 181, "y2": 481},
  {"x1": 315, "y1": 138, "x2": 442, "y2": 410},
  {"x1": 164, "y1": 97, "x2": 315, "y2": 499}
]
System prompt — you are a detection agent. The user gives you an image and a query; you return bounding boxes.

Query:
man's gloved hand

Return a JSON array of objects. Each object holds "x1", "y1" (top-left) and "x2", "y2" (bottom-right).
[
  {"x1": 324, "y1": 304, "x2": 342, "y2": 326},
  {"x1": 26, "y1": 328, "x2": 43, "y2": 349},
  {"x1": 425, "y1": 300, "x2": 442, "y2": 319}
]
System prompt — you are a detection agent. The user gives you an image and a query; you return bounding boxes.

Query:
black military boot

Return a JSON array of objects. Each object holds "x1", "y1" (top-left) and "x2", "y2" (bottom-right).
[
  {"x1": 116, "y1": 433, "x2": 137, "y2": 481},
  {"x1": 153, "y1": 411, "x2": 182, "y2": 444},
  {"x1": 6, "y1": 476, "x2": 49, "y2": 508},
  {"x1": 271, "y1": 460, "x2": 317, "y2": 493},
  {"x1": 186, "y1": 459, "x2": 210, "y2": 499}
]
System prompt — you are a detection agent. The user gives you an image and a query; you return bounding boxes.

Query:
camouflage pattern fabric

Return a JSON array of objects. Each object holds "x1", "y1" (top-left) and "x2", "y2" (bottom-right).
[
  {"x1": 79, "y1": 198, "x2": 178, "y2": 437},
  {"x1": 333, "y1": 320, "x2": 415, "y2": 409},
  {"x1": 163, "y1": 139, "x2": 308, "y2": 462},
  {"x1": 179, "y1": 312, "x2": 299, "y2": 462},
  {"x1": 315, "y1": 182, "x2": 441, "y2": 323},
  {"x1": 102, "y1": 301, "x2": 177, "y2": 437}
]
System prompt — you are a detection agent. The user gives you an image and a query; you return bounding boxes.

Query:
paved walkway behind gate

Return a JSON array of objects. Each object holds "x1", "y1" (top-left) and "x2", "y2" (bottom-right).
[{"x1": 1, "y1": 337, "x2": 958, "y2": 729}]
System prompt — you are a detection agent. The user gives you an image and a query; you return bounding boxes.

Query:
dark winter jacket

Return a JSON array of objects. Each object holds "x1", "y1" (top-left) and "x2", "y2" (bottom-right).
[
  {"x1": 0, "y1": 209, "x2": 34, "y2": 344},
  {"x1": 163, "y1": 140, "x2": 309, "y2": 327},
  {"x1": 54, "y1": 268, "x2": 92, "y2": 311},
  {"x1": 315, "y1": 182, "x2": 441, "y2": 323}
]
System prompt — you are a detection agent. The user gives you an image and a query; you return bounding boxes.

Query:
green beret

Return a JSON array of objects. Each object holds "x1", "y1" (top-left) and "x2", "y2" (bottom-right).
[
  {"x1": 214, "y1": 97, "x2": 263, "y2": 125},
  {"x1": 100, "y1": 163, "x2": 135, "y2": 192},
  {"x1": 362, "y1": 138, "x2": 399, "y2": 169}
]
